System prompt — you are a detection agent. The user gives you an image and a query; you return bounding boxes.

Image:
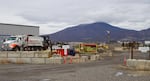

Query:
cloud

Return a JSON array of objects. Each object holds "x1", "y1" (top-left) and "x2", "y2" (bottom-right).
[
  {"x1": 0, "y1": 0, "x2": 150, "y2": 34},
  {"x1": 39, "y1": 22, "x2": 74, "y2": 34}
]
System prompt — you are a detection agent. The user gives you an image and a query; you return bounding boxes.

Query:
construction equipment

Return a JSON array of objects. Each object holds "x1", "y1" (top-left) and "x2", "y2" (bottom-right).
[
  {"x1": 1, "y1": 35, "x2": 49, "y2": 51},
  {"x1": 79, "y1": 43, "x2": 98, "y2": 54}
]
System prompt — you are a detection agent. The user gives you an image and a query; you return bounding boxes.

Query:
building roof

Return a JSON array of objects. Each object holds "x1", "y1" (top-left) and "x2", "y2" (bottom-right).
[{"x1": 0, "y1": 23, "x2": 39, "y2": 28}]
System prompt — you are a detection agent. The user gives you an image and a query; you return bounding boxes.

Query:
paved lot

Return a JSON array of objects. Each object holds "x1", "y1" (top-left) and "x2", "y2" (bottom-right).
[{"x1": 0, "y1": 51, "x2": 150, "y2": 81}]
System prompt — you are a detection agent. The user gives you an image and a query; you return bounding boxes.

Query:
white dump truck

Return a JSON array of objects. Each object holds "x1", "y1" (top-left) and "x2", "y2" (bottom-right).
[{"x1": 1, "y1": 35, "x2": 49, "y2": 51}]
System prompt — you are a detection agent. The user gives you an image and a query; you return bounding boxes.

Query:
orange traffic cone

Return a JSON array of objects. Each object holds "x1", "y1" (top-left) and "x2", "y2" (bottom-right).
[
  {"x1": 123, "y1": 55, "x2": 127, "y2": 66},
  {"x1": 63, "y1": 56, "x2": 66, "y2": 64},
  {"x1": 70, "y1": 56, "x2": 73, "y2": 64}
]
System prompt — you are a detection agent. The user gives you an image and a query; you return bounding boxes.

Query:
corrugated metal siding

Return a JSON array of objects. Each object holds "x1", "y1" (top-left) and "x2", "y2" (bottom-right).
[{"x1": 0, "y1": 23, "x2": 39, "y2": 36}]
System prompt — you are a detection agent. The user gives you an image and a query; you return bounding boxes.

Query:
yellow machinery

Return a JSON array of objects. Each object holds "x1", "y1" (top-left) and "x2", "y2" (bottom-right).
[
  {"x1": 75, "y1": 43, "x2": 109, "y2": 54},
  {"x1": 77, "y1": 43, "x2": 98, "y2": 54}
]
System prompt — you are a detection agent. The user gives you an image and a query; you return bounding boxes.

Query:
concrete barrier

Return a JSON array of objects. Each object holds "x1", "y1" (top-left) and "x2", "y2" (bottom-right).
[
  {"x1": 8, "y1": 52, "x2": 21, "y2": 58},
  {"x1": 95, "y1": 55, "x2": 100, "y2": 60},
  {"x1": 0, "y1": 52, "x2": 8, "y2": 58},
  {"x1": 79, "y1": 56, "x2": 89, "y2": 63},
  {"x1": 72, "y1": 55, "x2": 80, "y2": 63},
  {"x1": 34, "y1": 51, "x2": 50, "y2": 58},
  {"x1": 46, "y1": 57, "x2": 63, "y2": 64},
  {"x1": 35, "y1": 53, "x2": 49, "y2": 58},
  {"x1": 20, "y1": 51, "x2": 35, "y2": 58},
  {"x1": 136, "y1": 60, "x2": 146, "y2": 70},
  {"x1": 145, "y1": 60, "x2": 150, "y2": 70},
  {"x1": 7, "y1": 58, "x2": 32, "y2": 64},
  {"x1": 90, "y1": 55, "x2": 97, "y2": 61},
  {"x1": 17, "y1": 58, "x2": 32, "y2": 64},
  {"x1": 127, "y1": 59, "x2": 137, "y2": 67},
  {"x1": 0, "y1": 51, "x2": 101, "y2": 64},
  {"x1": 31, "y1": 58, "x2": 46, "y2": 64},
  {"x1": 0, "y1": 51, "x2": 50, "y2": 64},
  {"x1": 0, "y1": 58, "x2": 10, "y2": 64},
  {"x1": 127, "y1": 59, "x2": 150, "y2": 70}
]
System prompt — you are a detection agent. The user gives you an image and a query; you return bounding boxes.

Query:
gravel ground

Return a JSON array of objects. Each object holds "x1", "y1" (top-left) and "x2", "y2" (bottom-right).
[{"x1": 0, "y1": 51, "x2": 150, "y2": 81}]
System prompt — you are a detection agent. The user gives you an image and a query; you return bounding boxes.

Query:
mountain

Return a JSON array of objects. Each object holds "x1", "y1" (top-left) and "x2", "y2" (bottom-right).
[
  {"x1": 139, "y1": 28, "x2": 150, "y2": 40},
  {"x1": 49, "y1": 22, "x2": 150, "y2": 42}
]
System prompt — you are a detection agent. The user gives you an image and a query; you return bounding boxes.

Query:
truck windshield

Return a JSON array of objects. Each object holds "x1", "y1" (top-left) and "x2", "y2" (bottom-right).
[{"x1": 7, "y1": 37, "x2": 16, "y2": 41}]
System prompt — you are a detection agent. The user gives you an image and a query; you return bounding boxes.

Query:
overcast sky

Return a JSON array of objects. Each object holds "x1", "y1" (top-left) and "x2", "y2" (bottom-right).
[{"x1": 0, "y1": 0, "x2": 150, "y2": 34}]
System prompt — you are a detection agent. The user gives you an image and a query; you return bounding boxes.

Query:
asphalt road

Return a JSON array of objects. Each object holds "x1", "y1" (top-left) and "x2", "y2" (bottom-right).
[{"x1": 0, "y1": 51, "x2": 150, "y2": 81}]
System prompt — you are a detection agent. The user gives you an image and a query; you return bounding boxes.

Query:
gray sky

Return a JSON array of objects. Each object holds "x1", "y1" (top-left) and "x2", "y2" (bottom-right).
[{"x1": 0, "y1": 0, "x2": 150, "y2": 34}]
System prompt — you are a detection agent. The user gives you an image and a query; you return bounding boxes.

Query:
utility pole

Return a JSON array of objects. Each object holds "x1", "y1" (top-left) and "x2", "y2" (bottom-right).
[
  {"x1": 129, "y1": 41, "x2": 136, "y2": 59},
  {"x1": 130, "y1": 44, "x2": 134, "y2": 59},
  {"x1": 148, "y1": 44, "x2": 150, "y2": 60}
]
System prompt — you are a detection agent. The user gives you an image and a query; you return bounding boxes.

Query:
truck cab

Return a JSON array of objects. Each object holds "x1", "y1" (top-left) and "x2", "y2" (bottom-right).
[{"x1": 2, "y1": 35, "x2": 24, "y2": 51}]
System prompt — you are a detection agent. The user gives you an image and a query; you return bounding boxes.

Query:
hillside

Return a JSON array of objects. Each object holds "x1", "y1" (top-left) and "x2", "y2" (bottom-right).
[{"x1": 49, "y1": 22, "x2": 150, "y2": 42}]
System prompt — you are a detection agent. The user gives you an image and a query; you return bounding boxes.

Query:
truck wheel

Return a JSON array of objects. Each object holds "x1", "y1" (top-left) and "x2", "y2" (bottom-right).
[
  {"x1": 24, "y1": 47, "x2": 27, "y2": 51},
  {"x1": 20, "y1": 47, "x2": 24, "y2": 51},
  {"x1": 14, "y1": 46, "x2": 20, "y2": 51},
  {"x1": 37, "y1": 47, "x2": 42, "y2": 51}
]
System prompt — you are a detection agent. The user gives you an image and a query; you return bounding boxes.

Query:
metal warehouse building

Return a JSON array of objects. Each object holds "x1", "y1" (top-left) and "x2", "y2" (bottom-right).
[
  {"x1": 0, "y1": 23, "x2": 39, "y2": 36},
  {"x1": 0, "y1": 23, "x2": 39, "y2": 49}
]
